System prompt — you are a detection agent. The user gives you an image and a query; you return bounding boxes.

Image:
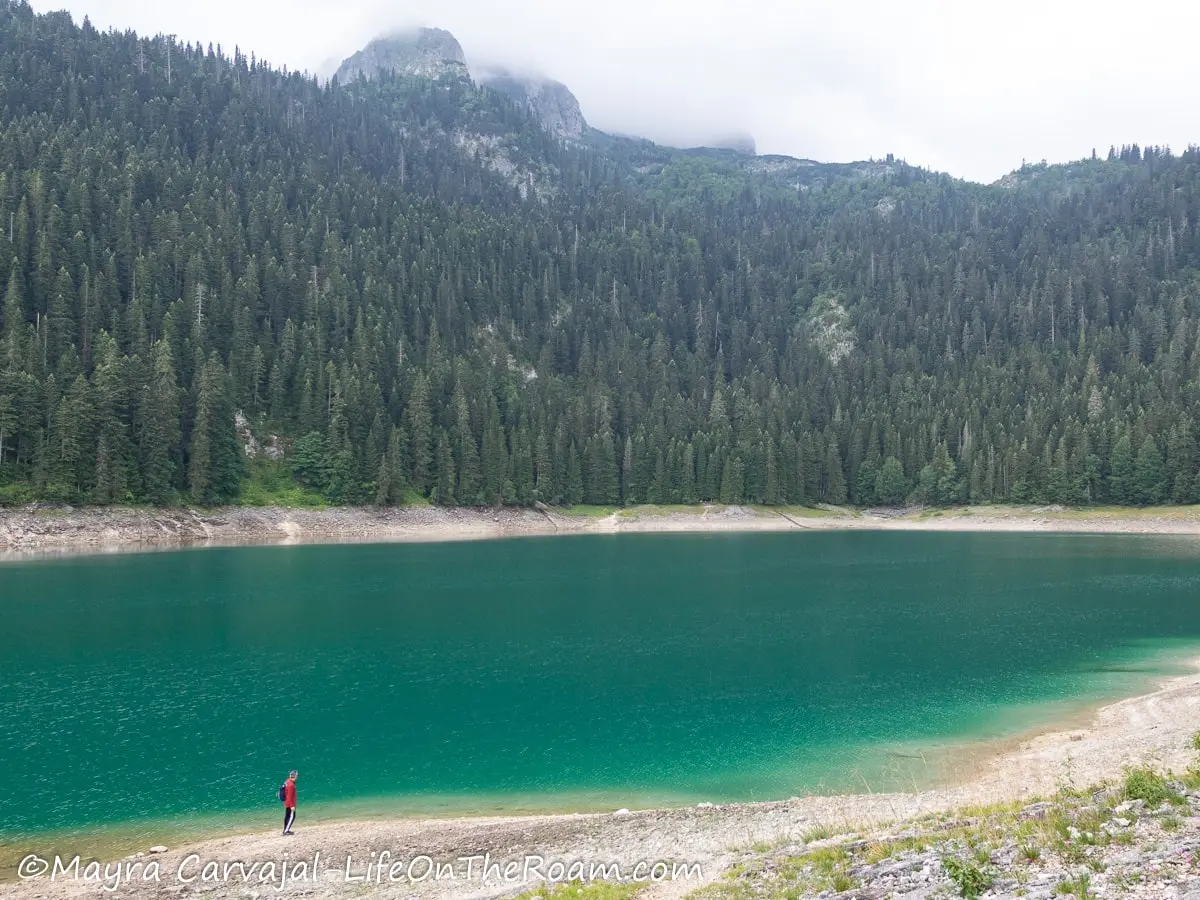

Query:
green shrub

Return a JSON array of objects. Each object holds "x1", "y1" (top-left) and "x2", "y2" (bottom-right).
[
  {"x1": 239, "y1": 460, "x2": 327, "y2": 508},
  {"x1": 0, "y1": 482, "x2": 33, "y2": 506},
  {"x1": 942, "y1": 856, "x2": 991, "y2": 899},
  {"x1": 1123, "y1": 767, "x2": 1181, "y2": 806},
  {"x1": 1056, "y1": 873, "x2": 1092, "y2": 898}
]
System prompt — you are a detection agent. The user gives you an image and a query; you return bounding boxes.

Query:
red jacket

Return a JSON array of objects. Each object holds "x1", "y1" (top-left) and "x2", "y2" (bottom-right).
[{"x1": 284, "y1": 778, "x2": 296, "y2": 808}]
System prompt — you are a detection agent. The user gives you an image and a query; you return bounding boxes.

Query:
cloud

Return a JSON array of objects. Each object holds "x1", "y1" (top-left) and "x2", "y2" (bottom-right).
[{"x1": 28, "y1": 0, "x2": 1200, "y2": 182}]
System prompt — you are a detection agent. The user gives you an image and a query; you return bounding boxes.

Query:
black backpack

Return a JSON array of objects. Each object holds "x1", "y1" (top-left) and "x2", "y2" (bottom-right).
[{"x1": 278, "y1": 783, "x2": 287, "y2": 803}]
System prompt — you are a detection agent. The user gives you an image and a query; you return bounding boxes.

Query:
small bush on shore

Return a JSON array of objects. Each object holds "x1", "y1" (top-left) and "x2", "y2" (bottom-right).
[
  {"x1": 942, "y1": 855, "x2": 991, "y2": 898},
  {"x1": 0, "y1": 481, "x2": 34, "y2": 505},
  {"x1": 1123, "y1": 767, "x2": 1182, "y2": 806}
]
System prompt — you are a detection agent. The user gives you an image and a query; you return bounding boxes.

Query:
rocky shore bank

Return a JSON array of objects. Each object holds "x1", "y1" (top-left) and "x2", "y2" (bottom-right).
[{"x1": 5, "y1": 503, "x2": 1200, "y2": 556}]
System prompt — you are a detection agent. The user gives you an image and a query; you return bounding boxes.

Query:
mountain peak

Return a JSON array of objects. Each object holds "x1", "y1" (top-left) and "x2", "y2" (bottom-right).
[
  {"x1": 334, "y1": 29, "x2": 588, "y2": 141},
  {"x1": 334, "y1": 27, "x2": 467, "y2": 83},
  {"x1": 474, "y1": 66, "x2": 587, "y2": 140}
]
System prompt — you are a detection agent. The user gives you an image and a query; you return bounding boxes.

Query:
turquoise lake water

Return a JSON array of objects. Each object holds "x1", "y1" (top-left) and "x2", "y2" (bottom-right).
[{"x1": 2, "y1": 531, "x2": 1199, "y2": 848}]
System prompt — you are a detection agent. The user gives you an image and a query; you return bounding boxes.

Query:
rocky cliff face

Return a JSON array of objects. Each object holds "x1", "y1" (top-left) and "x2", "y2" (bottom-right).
[
  {"x1": 334, "y1": 28, "x2": 468, "y2": 83},
  {"x1": 476, "y1": 68, "x2": 587, "y2": 140},
  {"x1": 334, "y1": 29, "x2": 587, "y2": 141}
]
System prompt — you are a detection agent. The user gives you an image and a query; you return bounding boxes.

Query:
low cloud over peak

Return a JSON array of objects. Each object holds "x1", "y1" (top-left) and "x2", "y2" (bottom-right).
[{"x1": 29, "y1": 0, "x2": 1200, "y2": 182}]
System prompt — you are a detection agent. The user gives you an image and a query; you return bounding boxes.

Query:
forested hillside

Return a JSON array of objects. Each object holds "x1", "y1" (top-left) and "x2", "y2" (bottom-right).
[{"x1": 1, "y1": 0, "x2": 1200, "y2": 509}]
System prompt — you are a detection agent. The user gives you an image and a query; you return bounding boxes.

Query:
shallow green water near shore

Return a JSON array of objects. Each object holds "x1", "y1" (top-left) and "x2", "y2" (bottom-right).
[{"x1": 2, "y1": 532, "x2": 1200, "y2": 844}]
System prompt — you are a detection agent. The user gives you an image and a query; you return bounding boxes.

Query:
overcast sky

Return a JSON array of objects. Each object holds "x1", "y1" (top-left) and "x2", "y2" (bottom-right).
[{"x1": 28, "y1": 0, "x2": 1200, "y2": 182}]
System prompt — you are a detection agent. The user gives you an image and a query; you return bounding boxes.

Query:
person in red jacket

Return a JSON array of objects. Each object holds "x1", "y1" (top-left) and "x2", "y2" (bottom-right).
[{"x1": 283, "y1": 771, "x2": 297, "y2": 835}]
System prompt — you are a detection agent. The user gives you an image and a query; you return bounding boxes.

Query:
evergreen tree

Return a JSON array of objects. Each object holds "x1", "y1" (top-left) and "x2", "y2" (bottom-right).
[
  {"x1": 565, "y1": 442, "x2": 583, "y2": 506},
  {"x1": 434, "y1": 430, "x2": 456, "y2": 505},
  {"x1": 188, "y1": 354, "x2": 243, "y2": 504},
  {"x1": 1108, "y1": 435, "x2": 1135, "y2": 504},
  {"x1": 824, "y1": 441, "x2": 848, "y2": 505},
  {"x1": 139, "y1": 341, "x2": 181, "y2": 504},
  {"x1": 1134, "y1": 437, "x2": 1167, "y2": 505},
  {"x1": 874, "y1": 457, "x2": 907, "y2": 506}
]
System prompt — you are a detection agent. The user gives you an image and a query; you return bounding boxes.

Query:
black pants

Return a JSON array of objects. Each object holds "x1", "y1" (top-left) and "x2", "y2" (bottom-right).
[{"x1": 283, "y1": 807, "x2": 296, "y2": 833}]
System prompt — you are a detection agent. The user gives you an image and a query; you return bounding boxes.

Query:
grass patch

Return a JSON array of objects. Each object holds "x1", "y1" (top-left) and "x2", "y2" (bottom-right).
[
  {"x1": 771, "y1": 505, "x2": 840, "y2": 519},
  {"x1": 697, "y1": 846, "x2": 858, "y2": 899},
  {"x1": 561, "y1": 505, "x2": 620, "y2": 518},
  {"x1": 515, "y1": 882, "x2": 642, "y2": 900},
  {"x1": 957, "y1": 799, "x2": 1025, "y2": 819},
  {"x1": 779, "y1": 846, "x2": 855, "y2": 894},
  {"x1": 799, "y1": 823, "x2": 838, "y2": 843},
  {"x1": 862, "y1": 835, "x2": 930, "y2": 864},
  {"x1": 617, "y1": 504, "x2": 709, "y2": 517},
  {"x1": 1047, "y1": 504, "x2": 1200, "y2": 521},
  {"x1": 1055, "y1": 872, "x2": 1093, "y2": 898},
  {"x1": 729, "y1": 835, "x2": 790, "y2": 854}
]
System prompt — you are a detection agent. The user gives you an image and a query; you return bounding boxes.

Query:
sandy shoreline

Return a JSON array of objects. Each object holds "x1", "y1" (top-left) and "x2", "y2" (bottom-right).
[
  {"x1": 5, "y1": 659, "x2": 1200, "y2": 898},
  {"x1": 5, "y1": 502, "x2": 1200, "y2": 558}
]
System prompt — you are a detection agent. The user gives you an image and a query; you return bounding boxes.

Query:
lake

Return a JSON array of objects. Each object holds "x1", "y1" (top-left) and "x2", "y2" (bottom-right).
[{"x1": 2, "y1": 531, "x2": 1199, "y2": 847}]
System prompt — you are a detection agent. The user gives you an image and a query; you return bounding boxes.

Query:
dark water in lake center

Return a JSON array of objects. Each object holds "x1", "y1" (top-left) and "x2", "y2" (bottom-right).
[{"x1": 2, "y1": 531, "x2": 1200, "y2": 843}]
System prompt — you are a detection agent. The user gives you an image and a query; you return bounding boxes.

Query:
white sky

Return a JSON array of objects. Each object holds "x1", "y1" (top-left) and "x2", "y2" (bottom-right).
[{"x1": 28, "y1": 0, "x2": 1200, "y2": 182}]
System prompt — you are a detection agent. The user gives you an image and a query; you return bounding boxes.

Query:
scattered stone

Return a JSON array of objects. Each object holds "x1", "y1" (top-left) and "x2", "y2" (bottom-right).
[
  {"x1": 1115, "y1": 798, "x2": 1147, "y2": 814},
  {"x1": 148, "y1": 845, "x2": 168, "y2": 854},
  {"x1": 1021, "y1": 801, "x2": 1053, "y2": 819}
]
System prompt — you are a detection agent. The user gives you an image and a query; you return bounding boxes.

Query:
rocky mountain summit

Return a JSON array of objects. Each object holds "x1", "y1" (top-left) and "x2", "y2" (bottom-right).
[
  {"x1": 333, "y1": 28, "x2": 586, "y2": 140},
  {"x1": 474, "y1": 66, "x2": 587, "y2": 140},
  {"x1": 334, "y1": 27, "x2": 468, "y2": 83}
]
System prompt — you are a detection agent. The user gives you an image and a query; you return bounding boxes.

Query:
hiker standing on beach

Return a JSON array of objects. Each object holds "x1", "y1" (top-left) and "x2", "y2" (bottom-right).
[{"x1": 282, "y1": 770, "x2": 297, "y2": 835}]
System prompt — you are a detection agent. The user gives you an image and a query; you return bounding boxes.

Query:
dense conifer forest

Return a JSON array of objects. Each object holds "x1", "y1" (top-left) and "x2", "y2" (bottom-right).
[{"x1": 1, "y1": 0, "x2": 1200, "y2": 508}]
